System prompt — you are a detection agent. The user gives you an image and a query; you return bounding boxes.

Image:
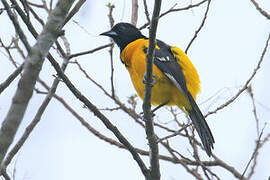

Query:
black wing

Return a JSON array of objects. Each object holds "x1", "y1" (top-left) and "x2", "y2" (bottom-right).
[
  {"x1": 153, "y1": 40, "x2": 214, "y2": 156},
  {"x1": 154, "y1": 40, "x2": 189, "y2": 97}
]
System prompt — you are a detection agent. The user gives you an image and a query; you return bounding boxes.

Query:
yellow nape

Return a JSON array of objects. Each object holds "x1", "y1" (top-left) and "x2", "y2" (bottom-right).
[{"x1": 120, "y1": 39, "x2": 201, "y2": 111}]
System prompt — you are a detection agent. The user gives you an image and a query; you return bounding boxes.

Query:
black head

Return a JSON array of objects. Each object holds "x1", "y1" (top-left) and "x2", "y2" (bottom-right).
[{"x1": 100, "y1": 23, "x2": 146, "y2": 51}]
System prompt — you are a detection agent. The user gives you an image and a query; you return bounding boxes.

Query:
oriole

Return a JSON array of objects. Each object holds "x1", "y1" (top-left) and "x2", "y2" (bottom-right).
[{"x1": 100, "y1": 23, "x2": 214, "y2": 156}]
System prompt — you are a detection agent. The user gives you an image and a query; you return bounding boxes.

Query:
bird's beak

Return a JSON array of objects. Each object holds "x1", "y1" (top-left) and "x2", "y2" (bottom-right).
[{"x1": 100, "y1": 30, "x2": 118, "y2": 37}]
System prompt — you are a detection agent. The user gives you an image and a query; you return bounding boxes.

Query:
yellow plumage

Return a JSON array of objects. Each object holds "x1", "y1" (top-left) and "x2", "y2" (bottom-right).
[
  {"x1": 101, "y1": 22, "x2": 214, "y2": 156},
  {"x1": 121, "y1": 39, "x2": 200, "y2": 112}
]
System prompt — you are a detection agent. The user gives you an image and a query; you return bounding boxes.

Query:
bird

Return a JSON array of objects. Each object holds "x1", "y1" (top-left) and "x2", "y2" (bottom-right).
[{"x1": 100, "y1": 22, "x2": 214, "y2": 156}]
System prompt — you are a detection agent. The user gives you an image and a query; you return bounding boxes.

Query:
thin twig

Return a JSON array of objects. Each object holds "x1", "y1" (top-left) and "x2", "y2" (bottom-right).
[
  {"x1": 41, "y1": 0, "x2": 49, "y2": 12},
  {"x1": 139, "y1": 0, "x2": 208, "y2": 30},
  {"x1": 10, "y1": 0, "x2": 39, "y2": 37},
  {"x1": 0, "y1": 63, "x2": 24, "y2": 94},
  {"x1": 1, "y1": 58, "x2": 69, "y2": 175},
  {"x1": 185, "y1": 0, "x2": 211, "y2": 53},
  {"x1": 68, "y1": 43, "x2": 112, "y2": 60},
  {"x1": 18, "y1": 0, "x2": 30, "y2": 19},
  {"x1": 64, "y1": 0, "x2": 87, "y2": 26},
  {"x1": 27, "y1": 1, "x2": 44, "y2": 8},
  {"x1": 247, "y1": 85, "x2": 260, "y2": 137},
  {"x1": 0, "y1": 37, "x2": 19, "y2": 67},
  {"x1": 73, "y1": 60, "x2": 145, "y2": 128},
  {"x1": 107, "y1": 4, "x2": 115, "y2": 98},
  {"x1": 48, "y1": 57, "x2": 150, "y2": 179},
  {"x1": 131, "y1": 0, "x2": 138, "y2": 26},
  {"x1": 241, "y1": 124, "x2": 266, "y2": 179},
  {"x1": 28, "y1": 3, "x2": 45, "y2": 25},
  {"x1": 160, "y1": 0, "x2": 207, "y2": 18},
  {"x1": 1, "y1": 0, "x2": 31, "y2": 53},
  {"x1": 143, "y1": 0, "x2": 150, "y2": 23},
  {"x1": 205, "y1": 33, "x2": 270, "y2": 118},
  {"x1": 251, "y1": 0, "x2": 270, "y2": 20},
  {"x1": 247, "y1": 132, "x2": 270, "y2": 179},
  {"x1": 157, "y1": 124, "x2": 190, "y2": 143},
  {"x1": 212, "y1": 154, "x2": 247, "y2": 180},
  {"x1": 162, "y1": 142, "x2": 203, "y2": 180}
]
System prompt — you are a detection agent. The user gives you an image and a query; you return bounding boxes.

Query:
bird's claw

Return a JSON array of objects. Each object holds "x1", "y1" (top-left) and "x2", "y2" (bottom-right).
[{"x1": 142, "y1": 73, "x2": 158, "y2": 86}]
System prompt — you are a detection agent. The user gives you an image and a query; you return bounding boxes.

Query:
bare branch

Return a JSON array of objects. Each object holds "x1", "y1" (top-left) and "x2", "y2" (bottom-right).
[
  {"x1": 212, "y1": 154, "x2": 247, "y2": 180},
  {"x1": 27, "y1": 1, "x2": 44, "y2": 8},
  {"x1": 241, "y1": 124, "x2": 266, "y2": 179},
  {"x1": 0, "y1": 63, "x2": 24, "y2": 94},
  {"x1": 185, "y1": 0, "x2": 211, "y2": 53},
  {"x1": 160, "y1": 0, "x2": 207, "y2": 18},
  {"x1": 36, "y1": 73, "x2": 246, "y2": 180},
  {"x1": 0, "y1": 0, "x2": 75, "y2": 166},
  {"x1": 142, "y1": 0, "x2": 150, "y2": 23},
  {"x1": 1, "y1": 58, "x2": 69, "y2": 175},
  {"x1": 0, "y1": 38, "x2": 20, "y2": 67},
  {"x1": 139, "y1": 0, "x2": 207, "y2": 30},
  {"x1": 64, "y1": 0, "x2": 87, "y2": 25},
  {"x1": 247, "y1": 85, "x2": 260, "y2": 137},
  {"x1": 10, "y1": 0, "x2": 39, "y2": 38},
  {"x1": 131, "y1": 0, "x2": 138, "y2": 26},
  {"x1": 248, "y1": 132, "x2": 270, "y2": 179},
  {"x1": 107, "y1": 4, "x2": 115, "y2": 98},
  {"x1": 1, "y1": 0, "x2": 31, "y2": 53},
  {"x1": 48, "y1": 57, "x2": 150, "y2": 179},
  {"x1": 28, "y1": 3, "x2": 45, "y2": 25},
  {"x1": 68, "y1": 43, "x2": 112, "y2": 60},
  {"x1": 205, "y1": 33, "x2": 270, "y2": 118},
  {"x1": 251, "y1": 0, "x2": 270, "y2": 20},
  {"x1": 157, "y1": 124, "x2": 189, "y2": 142},
  {"x1": 143, "y1": 0, "x2": 162, "y2": 179},
  {"x1": 73, "y1": 60, "x2": 145, "y2": 128}
]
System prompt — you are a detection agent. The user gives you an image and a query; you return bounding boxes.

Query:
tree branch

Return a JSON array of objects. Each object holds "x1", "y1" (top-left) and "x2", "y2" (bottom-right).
[
  {"x1": 107, "y1": 4, "x2": 115, "y2": 98},
  {"x1": 64, "y1": 0, "x2": 87, "y2": 25},
  {"x1": 241, "y1": 125, "x2": 265, "y2": 179},
  {"x1": 142, "y1": 0, "x2": 150, "y2": 23},
  {"x1": 0, "y1": 0, "x2": 75, "y2": 166},
  {"x1": 48, "y1": 57, "x2": 150, "y2": 179},
  {"x1": 1, "y1": 58, "x2": 69, "y2": 176},
  {"x1": 1, "y1": 0, "x2": 31, "y2": 53},
  {"x1": 0, "y1": 63, "x2": 24, "y2": 94},
  {"x1": 185, "y1": 0, "x2": 211, "y2": 53},
  {"x1": 143, "y1": 0, "x2": 162, "y2": 179},
  {"x1": 139, "y1": 0, "x2": 207, "y2": 30},
  {"x1": 205, "y1": 33, "x2": 270, "y2": 118},
  {"x1": 67, "y1": 43, "x2": 112, "y2": 60},
  {"x1": 131, "y1": 0, "x2": 138, "y2": 26},
  {"x1": 251, "y1": 0, "x2": 270, "y2": 20},
  {"x1": 160, "y1": 0, "x2": 207, "y2": 18}
]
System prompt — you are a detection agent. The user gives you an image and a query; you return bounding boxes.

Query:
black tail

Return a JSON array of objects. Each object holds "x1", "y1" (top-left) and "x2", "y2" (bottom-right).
[{"x1": 187, "y1": 94, "x2": 214, "y2": 156}]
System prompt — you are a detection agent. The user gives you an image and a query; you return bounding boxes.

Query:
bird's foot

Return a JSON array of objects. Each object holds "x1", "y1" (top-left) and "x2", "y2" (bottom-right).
[{"x1": 142, "y1": 73, "x2": 158, "y2": 86}]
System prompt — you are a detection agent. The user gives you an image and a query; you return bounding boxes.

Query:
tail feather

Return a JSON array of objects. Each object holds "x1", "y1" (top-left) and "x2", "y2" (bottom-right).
[{"x1": 186, "y1": 94, "x2": 214, "y2": 156}]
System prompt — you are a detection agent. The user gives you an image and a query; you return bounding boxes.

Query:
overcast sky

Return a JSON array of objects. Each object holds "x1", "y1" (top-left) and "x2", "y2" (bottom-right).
[{"x1": 0, "y1": 0, "x2": 270, "y2": 180}]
